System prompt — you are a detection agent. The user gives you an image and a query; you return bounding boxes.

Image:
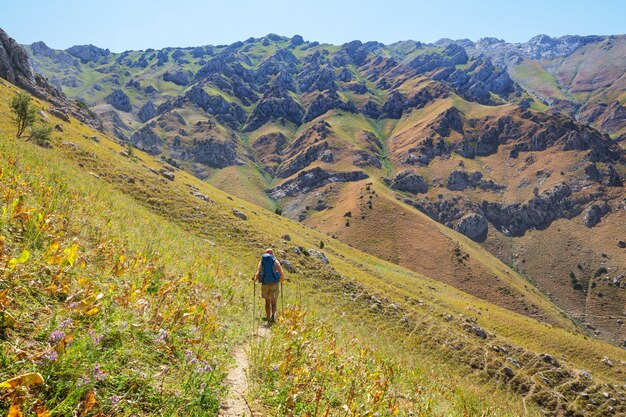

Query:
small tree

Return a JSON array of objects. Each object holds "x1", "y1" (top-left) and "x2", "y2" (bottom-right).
[{"x1": 10, "y1": 92, "x2": 38, "y2": 138}]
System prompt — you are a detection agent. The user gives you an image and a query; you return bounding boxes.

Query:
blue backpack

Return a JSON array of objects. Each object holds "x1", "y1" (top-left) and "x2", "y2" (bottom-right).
[{"x1": 259, "y1": 253, "x2": 280, "y2": 284}]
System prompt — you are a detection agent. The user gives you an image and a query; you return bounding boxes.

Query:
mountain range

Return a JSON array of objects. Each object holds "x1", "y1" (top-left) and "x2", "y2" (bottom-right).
[{"x1": 19, "y1": 31, "x2": 626, "y2": 347}]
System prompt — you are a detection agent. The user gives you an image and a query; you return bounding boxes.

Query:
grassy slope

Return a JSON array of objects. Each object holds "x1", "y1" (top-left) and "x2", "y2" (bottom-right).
[{"x1": 1, "y1": 80, "x2": 625, "y2": 416}]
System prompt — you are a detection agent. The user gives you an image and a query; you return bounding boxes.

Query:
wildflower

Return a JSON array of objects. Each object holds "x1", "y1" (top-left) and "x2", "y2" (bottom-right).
[
  {"x1": 57, "y1": 318, "x2": 73, "y2": 330},
  {"x1": 69, "y1": 302, "x2": 78, "y2": 309},
  {"x1": 272, "y1": 364, "x2": 279, "y2": 371},
  {"x1": 40, "y1": 350, "x2": 58, "y2": 363},
  {"x1": 109, "y1": 395, "x2": 121, "y2": 406},
  {"x1": 93, "y1": 363, "x2": 106, "y2": 382},
  {"x1": 195, "y1": 360, "x2": 212, "y2": 374},
  {"x1": 155, "y1": 329, "x2": 168, "y2": 343},
  {"x1": 48, "y1": 330, "x2": 65, "y2": 343},
  {"x1": 77, "y1": 375, "x2": 91, "y2": 386},
  {"x1": 185, "y1": 350, "x2": 198, "y2": 364},
  {"x1": 88, "y1": 329, "x2": 102, "y2": 346}
]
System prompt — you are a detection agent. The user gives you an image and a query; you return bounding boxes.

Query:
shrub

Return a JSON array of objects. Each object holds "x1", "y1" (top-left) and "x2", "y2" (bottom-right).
[
  {"x1": 10, "y1": 92, "x2": 38, "y2": 138},
  {"x1": 28, "y1": 123, "x2": 53, "y2": 146},
  {"x1": 593, "y1": 267, "x2": 608, "y2": 278}
]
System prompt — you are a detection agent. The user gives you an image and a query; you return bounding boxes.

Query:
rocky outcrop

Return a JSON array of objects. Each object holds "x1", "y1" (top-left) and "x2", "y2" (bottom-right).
[
  {"x1": 66, "y1": 44, "x2": 110, "y2": 63},
  {"x1": 100, "y1": 110, "x2": 132, "y2": 141},
  {"x1": 0, "y1": 28, "x2": 101, "y2": 130},
  {"x1": 163, "y1": 70, "x2": 189, "y2": 86},
  {"x1": 407, "y1": 43, "x2": 469, "y2": 73},
  {"x1": 480, "y1": 184, "x2": 583, "y2": 236},
  {"x1": 105, "y1": 89, "x2": 132, "y2": 112},
  {"x1": 269, "y1": 167, "x2": 368, "y2": 198},
  {"x1": 454, "y1": 213, "x2": 488, "y2": 242},
  {"x1": 30, "y1": 41, "x2": 79, "y2": 68},
  {"x1": 192, "y1": 137, "x2": 238, "y2": 168},
  {"x1": 446, "y1": 170, "x2": 504, "y2": 191},
  {"x1": 244, "y1": 85, "x2": 304, "y2": 131},
  {"x1": 303, "y1": 90, "x2": 357, "y2": 122},
  {"x1": 183, "y1": 85, "x2": 246, "y2": 129},
  {"x1": 275, "y1": 142, "x2": 329, "y2": 178},
  {"x1": 130, "y1": 126, "x2": 163, "y2": 155},
  {"x1": 138, "y1": 101, "x2": 158, "y2": 123},
  {"x1": 387, "y1": 170, "x2": 428, "y2": 194},
  {"x1": 583, "y1": 202, "x2": 611, "y2": 228}
]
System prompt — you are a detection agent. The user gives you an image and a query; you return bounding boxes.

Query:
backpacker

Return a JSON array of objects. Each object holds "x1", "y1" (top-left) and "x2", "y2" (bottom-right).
[{"x1": 259, "y1": 253, "x2": 280, "y2": 284}]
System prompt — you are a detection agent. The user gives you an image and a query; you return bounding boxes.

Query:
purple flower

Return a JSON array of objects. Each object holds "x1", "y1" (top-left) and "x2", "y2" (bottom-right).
[
  {"x1": 69, "y1": 302, "x2": 78, "y2": 309},
  {"x1": 92, "y1": 363, "x2": 106, "y2": 382},
  {"x1": 40, "y1": 350, "x2": 58, "y2": 363},
  {"x1": 109, "y1": 395, "x2": 121, "y2": 406},
  {"x1": 155, "y1": 329, "x2": 168, "y2": 343},
  {"x1": 49, "y1": 330, "x2": 65, "y2": 343},
  {"x1": 57, "y1": 318, "x2": 73, "y2": 330},
  {"x1": 195, "y1": 360, "x2": 212, "y2": 374},
  {"x1": 272, "y1": 364, "x2": 279, "y2": 371},
  {"x1": 88, "y1": 329, "x2": 102, "y2": 346},
  {"x1": 77, "y1": 375, "x2": 91, "y2": 386}
]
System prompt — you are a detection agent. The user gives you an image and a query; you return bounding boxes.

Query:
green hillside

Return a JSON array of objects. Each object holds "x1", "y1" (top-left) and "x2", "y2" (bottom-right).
[{"x1": 1, "y1": 75, "x2": 626, "y2": 416}]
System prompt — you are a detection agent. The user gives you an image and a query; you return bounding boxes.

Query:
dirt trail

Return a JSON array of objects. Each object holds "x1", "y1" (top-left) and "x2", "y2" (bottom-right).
[{"x1": 219, "y1": 324, "x2": 270, "y2": 416}]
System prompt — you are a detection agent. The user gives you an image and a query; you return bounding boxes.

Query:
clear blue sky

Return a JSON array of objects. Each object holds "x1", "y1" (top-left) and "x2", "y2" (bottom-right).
[{"x1": 1, "y1": 0, "x2": 624, "y2": 52}]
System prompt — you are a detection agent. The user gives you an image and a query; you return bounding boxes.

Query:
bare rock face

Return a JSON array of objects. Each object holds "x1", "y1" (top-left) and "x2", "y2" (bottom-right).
[
  {"x1": 268, "y1": 167, "x2": 368, "y2": 198},
  {"x1": 138, "y1": 101, "x2": 158, "y2": 123},
  {"x1": 66, "y1": 44, "x2": 110, "y2": 63},
  {"x1": 446, "y1": 170, "x2": 504, "y2": 191},
  {"x1": 480, "y1": 184, "x2": 583, "y2": 236},
  {"x1": 454, "y1": 213, "x2": 488, "y2": 242},
  {"x1": 0, "y1": 28, "x2": 102, "y2": 130},
  {"x1": 105, "y1": 89, "x2": 132, "y2": 112},
  {"x1": 387, "y1": 170, "x2": 428, "y2": 194},
  {"x1": 0, "y1": 28, "x2": 36, "y2": 89},
  {"x1": 130, "y1": 126, "x2": 164, "y2": 155},
  {"x1": 244, "y1": 85, "x2": 304, "y2": 131},
  {"x1": 583, "y1": 202, "x2": 611, "y2": 228},
  {"x1": 192, "y1": 137, "x2": 238, "y2": 168},
  {"x1": 163, "y1": 70, "x2": 189, "y2": 86}
]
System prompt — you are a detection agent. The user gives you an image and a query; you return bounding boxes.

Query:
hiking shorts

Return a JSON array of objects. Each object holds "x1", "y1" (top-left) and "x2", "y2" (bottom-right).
[{"x1": 261, "y1": 283, "x2": 279, "y2": 301}]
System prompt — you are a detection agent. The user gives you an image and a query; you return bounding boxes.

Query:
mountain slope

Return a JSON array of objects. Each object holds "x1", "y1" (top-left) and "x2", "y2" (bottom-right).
[
  {"x1": 2, "y1": 66, "x2": 626, "y2": 416},
  {"x1": 25, "y1": 32, "x2": 626, "y2": 346}
]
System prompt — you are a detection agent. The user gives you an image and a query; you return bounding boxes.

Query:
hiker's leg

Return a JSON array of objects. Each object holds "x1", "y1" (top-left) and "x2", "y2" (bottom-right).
[
  {"x1": 271, "y1": 299, "x2": 277, "y2": 319},
  {"x1": 265, "y1": 299, "x2": 271, "y2": 319}
]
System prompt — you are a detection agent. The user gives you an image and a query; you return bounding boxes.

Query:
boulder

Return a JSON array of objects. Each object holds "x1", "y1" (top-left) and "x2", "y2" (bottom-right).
[
  {"x1": 281, "y1": 259, "x2": 296, "y2": 273},
  {"x1": 308, "y1": 249, "x2": 329, "y2": 264},
  {"x1": 232, "y1": 209, "x2": 247, "y2": 220}
]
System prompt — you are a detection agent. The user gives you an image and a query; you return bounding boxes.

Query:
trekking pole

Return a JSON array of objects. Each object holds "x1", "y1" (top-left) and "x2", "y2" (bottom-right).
[
  {"x1": 281, "y1": 281, "x2": 284, "y2": 316},
  {"x1": 252, "y1": 279, "x2": 257, "y2": 335}
]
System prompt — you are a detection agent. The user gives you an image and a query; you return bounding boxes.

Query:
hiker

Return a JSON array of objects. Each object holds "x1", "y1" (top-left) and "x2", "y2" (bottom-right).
[{"x1": 253, "y1": 249, "x2": 285, "y2": 322}]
